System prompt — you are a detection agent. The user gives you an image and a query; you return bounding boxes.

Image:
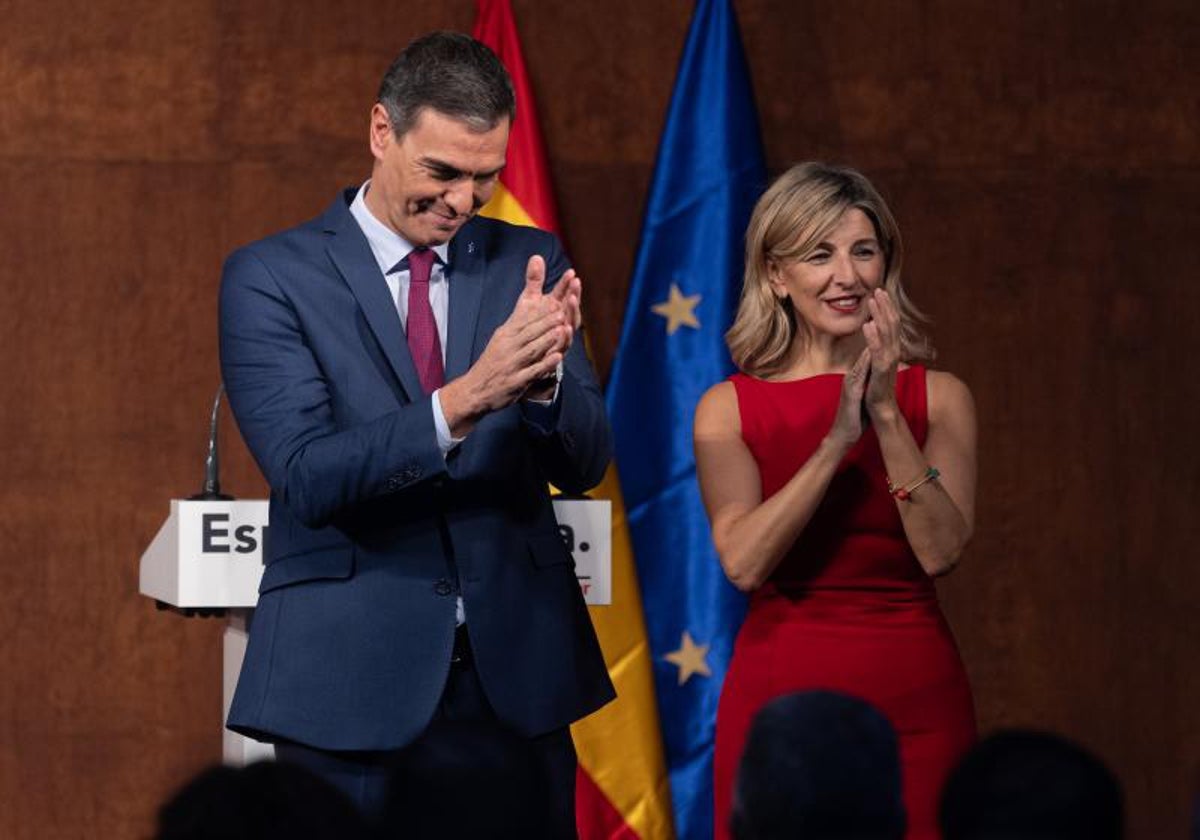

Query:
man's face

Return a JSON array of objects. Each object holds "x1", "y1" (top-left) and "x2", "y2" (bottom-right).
[{"x1": 366, "y1": 105, "x2": 509, "y2": 247}]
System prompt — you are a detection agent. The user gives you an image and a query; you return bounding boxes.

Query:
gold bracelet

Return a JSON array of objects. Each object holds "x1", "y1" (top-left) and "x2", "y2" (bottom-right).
[{"x1": 887, "y1": 466, "x2": 940, "y2": 501}]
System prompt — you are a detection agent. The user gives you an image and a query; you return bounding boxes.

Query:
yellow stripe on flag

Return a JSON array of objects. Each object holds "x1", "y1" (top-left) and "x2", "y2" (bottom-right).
[
  {"x1": 572, "y1": 466, "x2": 674, "y2": 839},
  {"x1": 479, "y1": 182, "x2": 539, "y2": 229}
]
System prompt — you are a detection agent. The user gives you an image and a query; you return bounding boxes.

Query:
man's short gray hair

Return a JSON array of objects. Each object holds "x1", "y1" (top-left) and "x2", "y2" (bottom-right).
[{"x1": 377, "y1": 31, "x2": 516, "y2": 137}]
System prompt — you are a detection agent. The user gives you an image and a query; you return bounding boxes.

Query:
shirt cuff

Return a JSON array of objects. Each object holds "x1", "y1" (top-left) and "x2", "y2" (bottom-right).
[
  {"x1": 520, "y1": 362, "x2": 563, "y2": 434},
  {"x1": 432, "y1": 389, "x2": 464, "y2": 456}
]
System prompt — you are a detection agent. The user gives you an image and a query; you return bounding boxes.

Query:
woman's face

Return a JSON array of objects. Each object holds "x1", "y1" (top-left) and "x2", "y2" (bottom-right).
[{"x1": 768, "y1": 207, "x2": 886, "y2": 339}]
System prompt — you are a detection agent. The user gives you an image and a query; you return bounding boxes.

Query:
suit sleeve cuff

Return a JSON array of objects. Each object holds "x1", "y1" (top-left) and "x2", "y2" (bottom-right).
[{"x1": 520, "y1": 362, "x2": 564, "y2": 435}]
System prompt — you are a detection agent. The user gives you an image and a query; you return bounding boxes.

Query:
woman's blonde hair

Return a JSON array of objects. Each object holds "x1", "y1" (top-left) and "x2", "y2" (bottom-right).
[{"x1": 726, "y1": 162, "x2": 933, "y2": 377}]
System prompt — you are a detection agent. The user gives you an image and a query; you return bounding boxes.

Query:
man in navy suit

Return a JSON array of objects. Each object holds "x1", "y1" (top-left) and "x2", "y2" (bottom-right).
[{"x1": 218, "y1": 32, "x2": 613, "y2": 835}]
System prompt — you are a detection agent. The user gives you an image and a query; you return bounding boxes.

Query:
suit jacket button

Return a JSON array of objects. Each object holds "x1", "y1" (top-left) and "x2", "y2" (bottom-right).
[{"x1": 434, "y1": 579, "x2": 454, "y2": 596}]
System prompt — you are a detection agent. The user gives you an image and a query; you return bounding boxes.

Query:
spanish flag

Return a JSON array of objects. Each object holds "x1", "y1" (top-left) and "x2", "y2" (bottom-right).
[{"x1": 473, "y1": 2, "x2": 674, "y2": 838}]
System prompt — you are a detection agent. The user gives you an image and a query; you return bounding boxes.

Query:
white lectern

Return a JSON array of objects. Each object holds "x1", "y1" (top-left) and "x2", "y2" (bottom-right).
[{"x1": 139, "y1": 498, "x2": 611, "y2": 764}]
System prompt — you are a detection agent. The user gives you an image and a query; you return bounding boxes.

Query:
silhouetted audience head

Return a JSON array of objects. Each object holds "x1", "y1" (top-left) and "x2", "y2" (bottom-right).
[
  {"x1": 156, "y1": 760, "x2": 369, "y2": 840},
  {"x1": 730, "y1": 690, "x2": 905, "y2": 840},
  {"x1": 1192, "y1": 788, "x2": 1200, "y2": 840},
  {"x1": 940, "y1": 729, "x2": 1123, "y2": 840}
]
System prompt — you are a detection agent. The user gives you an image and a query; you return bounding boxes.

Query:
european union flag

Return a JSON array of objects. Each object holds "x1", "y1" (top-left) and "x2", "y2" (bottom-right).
[{"x1": 605, "y1": 1, "x2": 767, "y2": 837}]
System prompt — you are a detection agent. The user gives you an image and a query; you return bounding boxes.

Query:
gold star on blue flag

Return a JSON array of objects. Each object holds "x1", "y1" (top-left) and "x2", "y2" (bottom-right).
[
  {"x1": 651, "y1": 283, "x2": 702, "y2": 335},
  {"x1": 664, "y1": 631, "x2": 712, "y2": 685}
]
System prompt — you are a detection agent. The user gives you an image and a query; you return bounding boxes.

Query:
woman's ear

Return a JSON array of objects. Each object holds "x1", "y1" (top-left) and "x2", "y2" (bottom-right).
[{"x1": 766, "y1": 260, "x2": 788, "y2": 299}]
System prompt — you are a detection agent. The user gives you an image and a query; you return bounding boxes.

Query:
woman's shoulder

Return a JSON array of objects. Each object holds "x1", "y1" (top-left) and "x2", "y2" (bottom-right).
[
  {"x1": 695, "y1": 380, "x2": 741, "y2": 437},
  {"x1": 923, "y1": 369, "x2": 975, "y2": 424}
]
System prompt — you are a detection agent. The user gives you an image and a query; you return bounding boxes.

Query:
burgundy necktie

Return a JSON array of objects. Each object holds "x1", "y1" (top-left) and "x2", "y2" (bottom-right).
[{"x1": 405, "y1": 248, "x2": 445, "y2": 394}]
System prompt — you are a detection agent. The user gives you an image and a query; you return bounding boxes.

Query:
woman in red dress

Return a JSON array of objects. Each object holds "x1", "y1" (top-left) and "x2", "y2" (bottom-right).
[{"x1": 695, "y1": 162, "x2": 977, "y2": 840}]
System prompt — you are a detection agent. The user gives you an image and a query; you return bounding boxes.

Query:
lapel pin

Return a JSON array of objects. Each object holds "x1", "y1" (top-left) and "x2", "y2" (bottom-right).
[{"x1": 467, "y1": 241, "x2": 476, "y2": 255}]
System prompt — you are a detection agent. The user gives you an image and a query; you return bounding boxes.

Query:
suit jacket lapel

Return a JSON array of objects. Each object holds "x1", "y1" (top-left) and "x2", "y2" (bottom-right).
[
  {"x1": 322, "y1": 195, "x2": 424, "y2": 402},
  {"x1": 445, "y1": 221, "x2": 486, "y2": 383}
]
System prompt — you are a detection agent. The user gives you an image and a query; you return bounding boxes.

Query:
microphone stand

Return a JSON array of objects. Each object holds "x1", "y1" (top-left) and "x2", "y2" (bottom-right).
[
  {"x1": 190, "y1": 383, "x2": 234, "y2": 502},
  {"x1": 161, "y1": 384, "x2": 235, "y2": 617}
]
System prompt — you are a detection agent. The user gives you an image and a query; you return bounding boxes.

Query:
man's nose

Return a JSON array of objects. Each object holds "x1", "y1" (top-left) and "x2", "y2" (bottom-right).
[{"x1": 443, "y1": 181, "x2": 474, "y2": 216}]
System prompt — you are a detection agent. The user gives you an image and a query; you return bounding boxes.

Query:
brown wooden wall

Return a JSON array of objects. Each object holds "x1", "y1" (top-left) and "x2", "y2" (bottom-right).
[{"x1": 1, "y1": 1, "x2": 1196, "y2": 837}]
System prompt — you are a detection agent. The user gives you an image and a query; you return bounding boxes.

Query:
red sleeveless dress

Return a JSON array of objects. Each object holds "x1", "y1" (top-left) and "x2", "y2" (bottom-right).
[{"x1": 713, "y1": 367, "x2": 975, "y2": 840}]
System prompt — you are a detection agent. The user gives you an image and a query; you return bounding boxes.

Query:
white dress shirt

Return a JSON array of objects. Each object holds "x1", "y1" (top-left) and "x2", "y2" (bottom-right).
[{"x1": 349, "y1": 182, "x2": 460, "y2": 453}]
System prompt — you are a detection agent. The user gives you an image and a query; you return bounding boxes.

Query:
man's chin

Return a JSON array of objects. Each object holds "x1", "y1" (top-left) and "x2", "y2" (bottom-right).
[{"x1": 412, "y1": 218, "x2": 465, "y2": 247}]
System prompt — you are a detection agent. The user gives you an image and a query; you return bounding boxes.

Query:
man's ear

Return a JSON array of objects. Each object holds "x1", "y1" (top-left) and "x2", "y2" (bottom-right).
[{"x1": 368, "y1": 103, "x2": 393, "y2": 160}]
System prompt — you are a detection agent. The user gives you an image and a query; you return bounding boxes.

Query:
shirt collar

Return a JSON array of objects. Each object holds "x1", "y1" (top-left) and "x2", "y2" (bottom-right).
[{"x1": 349, "y1": 181, "x2": 451, "y2": 275}]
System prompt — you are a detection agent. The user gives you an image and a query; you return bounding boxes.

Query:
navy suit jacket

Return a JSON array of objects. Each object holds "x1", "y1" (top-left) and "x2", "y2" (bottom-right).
[{"x1": 218, "y1": 190, "x2": 615, "y2": 750}]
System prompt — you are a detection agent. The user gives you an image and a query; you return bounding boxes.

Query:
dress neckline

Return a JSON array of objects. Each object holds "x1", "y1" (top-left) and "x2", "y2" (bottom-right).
[{"x1": 739, "y1": 365, "x2": 919, "y2": 386}]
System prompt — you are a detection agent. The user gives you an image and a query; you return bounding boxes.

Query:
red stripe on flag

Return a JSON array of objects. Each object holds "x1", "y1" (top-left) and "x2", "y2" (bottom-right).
[
  {"x1": 576, "y1": 765, "x2": 642, "y2": 840},
  {"x1": 472, "y1": 0, "x2": 562, "y2": 234}
]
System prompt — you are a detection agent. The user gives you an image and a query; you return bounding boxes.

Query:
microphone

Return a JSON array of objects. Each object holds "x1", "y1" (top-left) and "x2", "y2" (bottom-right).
[
  {"x1": 189, "y1": 384, "x2": 234, "y2": 502},
  {"x1": 168, "y1": 384, "x2": 235, "y2": 617}
]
